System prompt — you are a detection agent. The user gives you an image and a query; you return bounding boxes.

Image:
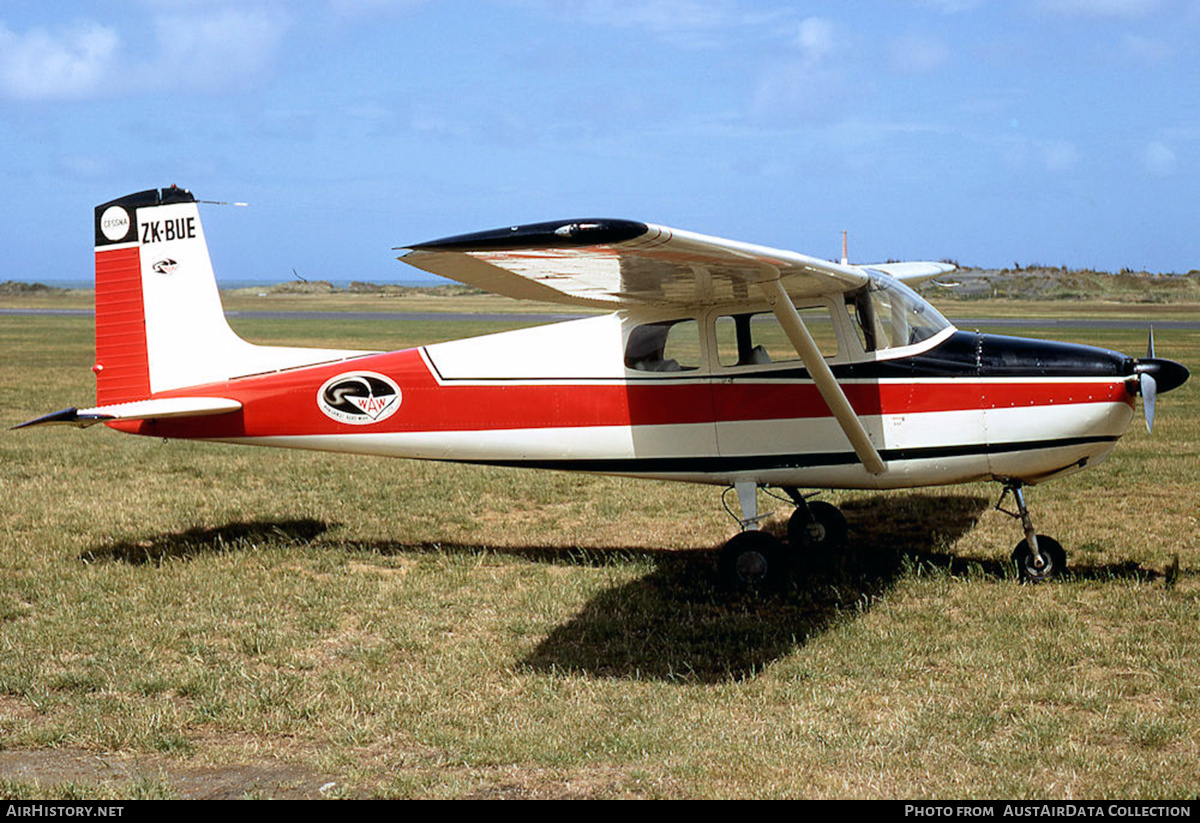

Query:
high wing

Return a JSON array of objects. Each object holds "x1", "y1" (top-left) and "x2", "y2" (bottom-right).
[
  {"x1": 398, "y1": 219, "x2": 876, "y2": 308},
  {"x1": 398, "y1": 219, "x2": 954, "y2": 477}
]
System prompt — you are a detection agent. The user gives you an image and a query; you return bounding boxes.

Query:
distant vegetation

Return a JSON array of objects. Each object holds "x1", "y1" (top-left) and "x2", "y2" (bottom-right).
[
  {"x1": 6, "y1": 266, "x2": 1200, "y2": 304},
  {"x1": 917, "y1": 266, "x2": 1200, "y2": 303},
  {"x1": 0, "y1": 281, "x2": 67, "y2": 295},
  {"x1": 235, "y1": 269, "x2": 1200, "y2": 304},
  {"x1": 225, "y1": 280, "x2": 487, "y2": 297}
]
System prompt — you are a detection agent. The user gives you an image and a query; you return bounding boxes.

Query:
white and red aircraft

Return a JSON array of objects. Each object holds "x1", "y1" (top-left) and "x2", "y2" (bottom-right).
[{"x1": 17, "y1": 186, "x2": 1189, "y2": 589}]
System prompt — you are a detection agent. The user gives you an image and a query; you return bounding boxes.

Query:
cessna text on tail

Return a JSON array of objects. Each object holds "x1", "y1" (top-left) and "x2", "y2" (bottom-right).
[{"x1": 16, "y1": 186, "x2": 1189, "y2": 590}]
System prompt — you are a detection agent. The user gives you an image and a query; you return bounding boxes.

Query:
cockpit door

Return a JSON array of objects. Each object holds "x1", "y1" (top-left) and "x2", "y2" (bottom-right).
[{"x1": 710, "y1": 302, "x2": 858, "y2": 481}]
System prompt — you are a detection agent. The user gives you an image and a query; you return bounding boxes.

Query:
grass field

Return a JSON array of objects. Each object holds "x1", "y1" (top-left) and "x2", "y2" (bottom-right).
[{"x1": 1, "y1": 291, "x2": 1198, "y2": 799}]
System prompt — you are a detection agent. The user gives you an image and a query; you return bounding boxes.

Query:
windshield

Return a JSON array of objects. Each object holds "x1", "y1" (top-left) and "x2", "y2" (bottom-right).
[{"x1": 848, "y1": 274, "x2": 952, "y2": 352}]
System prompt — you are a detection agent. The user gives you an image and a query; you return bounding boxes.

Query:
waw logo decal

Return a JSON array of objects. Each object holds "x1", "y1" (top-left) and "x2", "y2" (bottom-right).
[{"x1": 317, "y1": 372, "x2": 402, "y2": 425}]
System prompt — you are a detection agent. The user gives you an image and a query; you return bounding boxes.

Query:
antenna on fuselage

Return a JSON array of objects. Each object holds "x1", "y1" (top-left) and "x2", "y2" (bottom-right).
[{"x1": 841, "y1": 230, "x2": 848, "y2": 266}]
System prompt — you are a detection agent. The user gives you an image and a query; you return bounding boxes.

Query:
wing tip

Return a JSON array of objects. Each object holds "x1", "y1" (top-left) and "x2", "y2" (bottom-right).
[{"x1": 866, "y1": 261, "x2": 958, "y2": 283}]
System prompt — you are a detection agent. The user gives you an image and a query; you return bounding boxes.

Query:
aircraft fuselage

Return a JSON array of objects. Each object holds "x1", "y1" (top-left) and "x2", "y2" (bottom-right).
[{"x1": 115, "y1": 310, "x2": 1138, "y2": 490}]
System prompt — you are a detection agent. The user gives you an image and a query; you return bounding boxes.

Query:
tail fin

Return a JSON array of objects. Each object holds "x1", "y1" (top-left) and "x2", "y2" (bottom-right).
[{"x1": 93, "y1": 186, "x2": 368, "y2": 404}]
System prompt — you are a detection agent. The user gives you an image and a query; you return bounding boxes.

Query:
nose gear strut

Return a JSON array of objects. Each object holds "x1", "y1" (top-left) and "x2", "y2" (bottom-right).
[{"x1": 996, "y1": 481, "x2": 1066, "y2": 583}]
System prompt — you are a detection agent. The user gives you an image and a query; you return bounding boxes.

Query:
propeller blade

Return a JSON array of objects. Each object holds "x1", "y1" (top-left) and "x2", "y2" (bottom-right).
[
  {"x1": 1146, "y1": 326, "x2": 1155, "y2": 359},
  {"x1": 1140, "y1": 371, "x2": 1158, "y2": 433}
]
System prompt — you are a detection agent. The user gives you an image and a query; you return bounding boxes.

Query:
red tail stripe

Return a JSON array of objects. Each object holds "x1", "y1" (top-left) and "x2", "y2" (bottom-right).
[{"x1": 94, "y1": 247, "x2": 150, "y2": 405}]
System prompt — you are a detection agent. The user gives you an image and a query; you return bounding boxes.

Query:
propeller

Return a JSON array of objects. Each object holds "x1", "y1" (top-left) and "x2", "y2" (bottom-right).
[{"x1": 1132, "y1": 327, "x2": 1190, "y2": 433}]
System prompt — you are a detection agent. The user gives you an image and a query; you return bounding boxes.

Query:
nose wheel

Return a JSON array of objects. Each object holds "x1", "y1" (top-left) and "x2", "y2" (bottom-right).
[
  {"x1": 1011, "y1": 535, "x2": 1066, "y2": 583},
  {"x1": 996, "y1": 481, "x2": 1066, "y2": 583}
]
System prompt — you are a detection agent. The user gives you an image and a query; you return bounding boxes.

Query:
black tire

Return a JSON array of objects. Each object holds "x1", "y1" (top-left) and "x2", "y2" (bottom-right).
[
  {"x1": 719, "y1": 531, "x2": 786, "y2": 592},
  {"x1": 787, "y1": 500, "x2": 847, "y2": 552},
  {"x1": 1012, "y1": 535, "x2": 1066, "y2": 583}
]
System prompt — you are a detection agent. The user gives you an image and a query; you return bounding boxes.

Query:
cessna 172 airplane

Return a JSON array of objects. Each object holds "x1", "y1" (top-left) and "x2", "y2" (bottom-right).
[{"x1": 16, "y1": 186, "x2": 1190, "y2": 589}]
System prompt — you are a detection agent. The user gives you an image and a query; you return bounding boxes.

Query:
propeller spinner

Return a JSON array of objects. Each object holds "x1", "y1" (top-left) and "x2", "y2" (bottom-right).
[{"x1": 1132, "y1": 328, "x2": 1190, "y2": 433}]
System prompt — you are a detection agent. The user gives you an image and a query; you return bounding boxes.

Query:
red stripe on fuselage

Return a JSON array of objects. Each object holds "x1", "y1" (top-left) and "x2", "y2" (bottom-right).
[
  {"x1": 713, "y1": 379, "x2": 1133, "y2": 422},
  {"x1": 130, "y1": 347, "x2": 1134, "y2": 440}
]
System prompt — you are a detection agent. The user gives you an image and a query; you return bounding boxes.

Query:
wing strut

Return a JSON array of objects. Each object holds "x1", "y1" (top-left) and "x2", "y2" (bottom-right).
[{"x1": 757, "y1": 277, "x2": 886, "y2": 475}]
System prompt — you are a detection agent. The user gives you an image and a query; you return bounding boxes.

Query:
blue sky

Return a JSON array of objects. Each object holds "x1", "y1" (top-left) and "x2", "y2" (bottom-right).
[{"x1": 2, "y1": 0, "x2": 1197, "y2": 285}]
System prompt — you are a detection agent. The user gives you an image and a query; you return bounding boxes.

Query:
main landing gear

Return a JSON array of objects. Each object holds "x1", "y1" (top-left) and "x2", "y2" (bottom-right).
[
  {"x1": 718, "y1": 481, "x2": 848, "y2": 592},
  {"x1": 718, "y1": 479, "x2": 1068, "y2": 590},
  {"x1": 996, "y1": 481, "x2": 1066, "y2": 583}
]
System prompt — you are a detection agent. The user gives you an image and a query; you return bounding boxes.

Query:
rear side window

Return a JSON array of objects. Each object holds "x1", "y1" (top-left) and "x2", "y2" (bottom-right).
[{"x1": 625, "y1": 319, "x2": 701, "y2": 372}]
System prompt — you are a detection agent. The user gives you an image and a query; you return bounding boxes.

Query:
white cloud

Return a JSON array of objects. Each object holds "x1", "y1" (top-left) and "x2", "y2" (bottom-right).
[
  {"x1": 0, "y1": 21, "x2": 119, "y2": 100},
  {"x1": 794, "y1": 17, "x2": 838, "y2": 65},
  {"x1": 513, "y1": 0, "x2": 792, "y2": 49},
  {"x1": 58, "y1": 154, "x2": 114, "y2": 179},
  {"x1": 890, "y1": 31, "x2": 951, "y2": 73},
  {"x1": 917, "y1": 0, "x2": 987, "y2": 11},
  {"x1": 1034, "y1": 0, "x2": 1161, "y2": 17},
  {"x1": 148, "y1": 7, "x2": 290, "y2": 92},
  {"x1": 1040, "y1": 139, "x2": 1080, "y2": 171},
  {"x1": 0, "y1": 6, "x2": 293, "y2": 100},
  {"x1": 1121, "y1": 34, "x2": 1173, "y2": 63},
  {"x1": 750, "y1": 19, "x2": 850, "y2": 126},
  {"x1": 993, "y1": 135, "x2": 1083, "y2": 173},
  {"x1": 328, "y1": 0, "x2": 426, "y2": 18},
  {"x1": 1141, "y1": 141, "x2": 1177, "y2": 175}
]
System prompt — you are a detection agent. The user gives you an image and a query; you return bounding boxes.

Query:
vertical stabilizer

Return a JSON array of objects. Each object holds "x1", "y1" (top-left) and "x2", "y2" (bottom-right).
[{"x1": 92, "y1": 187, "x2": 369, "y2": 405}]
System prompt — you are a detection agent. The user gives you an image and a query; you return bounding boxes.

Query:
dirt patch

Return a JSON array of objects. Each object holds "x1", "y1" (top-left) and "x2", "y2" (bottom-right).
[
  {"x1": 0, "y1": 748, "x2": 657, "y2": 799},
  {"x1": 0, "y1": 696, "x2": 42, "y2": 725},
  {"x1": 457, "y1": 765, "x2": 645, "y2": 799},
  {"x1": 0, "y1": 748, "x2": 338, "y2": 800}
]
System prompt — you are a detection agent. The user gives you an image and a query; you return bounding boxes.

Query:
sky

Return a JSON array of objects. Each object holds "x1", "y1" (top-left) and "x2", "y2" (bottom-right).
[{"x1": 2, "y1": 0, "x2": 1198, "y2": 285}]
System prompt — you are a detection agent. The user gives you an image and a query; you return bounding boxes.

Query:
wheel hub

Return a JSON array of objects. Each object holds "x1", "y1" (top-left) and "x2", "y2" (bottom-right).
[{"x1": 736, "y1": 551, "x2": 768, "y2": 582}]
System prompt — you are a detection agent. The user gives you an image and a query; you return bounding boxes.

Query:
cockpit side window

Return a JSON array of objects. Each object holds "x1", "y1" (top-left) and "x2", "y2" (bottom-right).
[{"x1": 625, "y1": 319, "x2": 701, "y2": 372}]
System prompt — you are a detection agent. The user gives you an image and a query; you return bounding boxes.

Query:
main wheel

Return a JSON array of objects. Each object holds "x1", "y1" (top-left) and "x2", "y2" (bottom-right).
[
  {"x1": 719, "y1": 531, "x2": 786, "y2": 592},
  {"x1": 787, "y1": 500, "x2": 847, "y2": 552},
  {"x1": 1011, "y1": 535, "x2": 1066, "y2": 583}
]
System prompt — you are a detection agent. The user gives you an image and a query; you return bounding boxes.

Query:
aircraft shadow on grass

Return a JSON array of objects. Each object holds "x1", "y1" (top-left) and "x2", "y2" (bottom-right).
[
  {"x1": 521, "y1": 492, "x2": 998, "y2": 683},
  {"x1": 81, "y1": 495, "x2": 1175, "y2": 682},
  {"x1": 350, "y1": 492, "x2": 1003, "y2": 682},
  {"x1": 359, "y1": 491, "x2": 1173, "y2": 683},
  {"x1": 80, "y1": 518, "x2": 330, "y2": 565}
]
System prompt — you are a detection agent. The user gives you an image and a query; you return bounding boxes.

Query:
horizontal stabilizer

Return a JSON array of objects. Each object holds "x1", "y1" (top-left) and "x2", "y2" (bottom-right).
[{"x1": 12, "y1": 397, "x2": 241, "y2": 430}]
